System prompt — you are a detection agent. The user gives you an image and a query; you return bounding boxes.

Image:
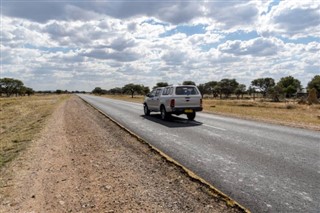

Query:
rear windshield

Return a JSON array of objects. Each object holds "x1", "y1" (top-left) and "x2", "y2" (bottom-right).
[{"x1": 175, "y1": 86, "x2": 199, "y2": 95}]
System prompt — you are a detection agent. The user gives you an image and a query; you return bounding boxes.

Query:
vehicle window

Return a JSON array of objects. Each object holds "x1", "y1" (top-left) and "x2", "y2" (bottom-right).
[
  {"x1": 149, "y1": 89, "x2": 156, "y2": 97},
  {"x1": 175, "y1": 86, "x2": 199, "y2": 95},
  {"x1": 162, "y1": 88, "x2": 169, "y2": 95},
  {"x1": 155, "y1": 89, "x2": 162, "y2": 97},
  {"x1": 169, "y1": 87, "x2": 173, "y2": 95}
]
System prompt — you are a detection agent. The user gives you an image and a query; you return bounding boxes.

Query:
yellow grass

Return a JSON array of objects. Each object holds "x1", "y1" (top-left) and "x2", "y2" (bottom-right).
[
  {"x1": 0, "y1": 94, "x2": 69, "y2": 167},
  {"x1": 203, "y1": 99, "x2": 320, "y2": 130},
  {"x1": 103, "y1": 94, "x2": 320, "y2": 131}
]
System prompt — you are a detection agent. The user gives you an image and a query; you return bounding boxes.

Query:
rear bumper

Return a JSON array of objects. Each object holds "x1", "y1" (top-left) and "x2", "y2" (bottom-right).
[{"x1": 171, "y1": 107, "x2": 203, "y2": 113}]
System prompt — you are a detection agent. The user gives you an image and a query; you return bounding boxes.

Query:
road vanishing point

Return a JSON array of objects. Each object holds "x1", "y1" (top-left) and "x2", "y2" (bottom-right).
[{"x1": 79, "y1": 94, "x2": 320, "y2": 213}]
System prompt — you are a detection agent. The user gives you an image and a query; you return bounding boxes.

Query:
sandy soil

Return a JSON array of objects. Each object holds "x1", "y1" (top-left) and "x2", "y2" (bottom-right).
[{"x1": 0, "y1": 96, "x2": 242, "y2": 213}]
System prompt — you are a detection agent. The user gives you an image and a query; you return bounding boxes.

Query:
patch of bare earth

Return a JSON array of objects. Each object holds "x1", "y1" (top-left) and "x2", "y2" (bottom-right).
[{"x1": 0, "y1": 96, "x2": 241, "y2": 213}]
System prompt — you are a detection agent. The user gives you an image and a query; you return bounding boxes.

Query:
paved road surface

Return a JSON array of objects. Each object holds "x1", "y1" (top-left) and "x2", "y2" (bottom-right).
[{"x1": 79, "y1": 95, "x2": 320, "y2": 213}]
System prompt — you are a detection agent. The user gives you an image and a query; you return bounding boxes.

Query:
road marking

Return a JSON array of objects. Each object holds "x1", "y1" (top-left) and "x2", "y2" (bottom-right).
[{"x1": 203, "y1": 124, "x2": 226, "y2": 131}]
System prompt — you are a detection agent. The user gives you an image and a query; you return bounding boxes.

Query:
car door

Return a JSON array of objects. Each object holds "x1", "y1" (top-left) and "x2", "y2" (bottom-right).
[
  {"x1": 147, "y1": 89, "x2": 157, "y2": 110},
  {"x1": 153, "y1": 88, "x2": 163, "y2": 111}
]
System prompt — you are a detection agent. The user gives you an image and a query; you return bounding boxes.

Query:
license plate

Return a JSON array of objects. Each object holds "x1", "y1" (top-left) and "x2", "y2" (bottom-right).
[{"x1": 184, "y1": 109, "x2": 193, "y2": 113}]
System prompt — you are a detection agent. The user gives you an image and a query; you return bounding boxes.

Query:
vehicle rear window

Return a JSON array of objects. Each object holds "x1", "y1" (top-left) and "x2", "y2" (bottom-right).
[{"x1": 175, "y1": 86, "x2": 199, "y2": 95}]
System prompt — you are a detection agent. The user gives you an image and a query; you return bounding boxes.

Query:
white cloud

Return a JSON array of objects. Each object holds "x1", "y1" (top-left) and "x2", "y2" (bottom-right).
[
  {"x1": 259, "y1": 1, "x2": 320, "y2": 39},
  {"x1": 205, "y1": 1, "x2": 260, "y2": 29},
  {"x1": 218, "y1": 37, "x2": 284, "y2": 57}
]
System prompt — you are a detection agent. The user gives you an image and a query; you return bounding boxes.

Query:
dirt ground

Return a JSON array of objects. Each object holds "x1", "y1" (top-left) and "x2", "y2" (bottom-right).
[{"x1": 0, "y1": 96, "x2": 242, "y2": 213}]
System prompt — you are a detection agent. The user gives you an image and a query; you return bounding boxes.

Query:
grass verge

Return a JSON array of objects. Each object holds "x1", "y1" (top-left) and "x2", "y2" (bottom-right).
[
  {"x1": 101, "y1": 94, "x2": 320, "y2": 131},
  {"x1": 0, "y1": 94, "x2": 69, "y2": 168}
]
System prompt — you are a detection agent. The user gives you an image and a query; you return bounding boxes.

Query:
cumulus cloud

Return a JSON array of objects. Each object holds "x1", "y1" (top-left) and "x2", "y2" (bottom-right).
[
  {"x1": 205, "y1": 1, "x2": 260, "y2": 29},
  {"x1": 81, "y1": 49, "x2": 141, "y2": 62},
  {"x1": 218, "y1": 37, "x2": 284, "y2": 57},
  {"x1": 2, "y1": 1, "x2": 202, "y2": 24},
  {"x1": 259, "y1": 1, "x2": 320, "y2": 38}
]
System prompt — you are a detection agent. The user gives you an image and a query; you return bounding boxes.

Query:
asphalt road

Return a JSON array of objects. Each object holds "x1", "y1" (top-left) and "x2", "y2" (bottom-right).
[{"x1": 79, "y1": 94, "x2": 320, "y2": 213}]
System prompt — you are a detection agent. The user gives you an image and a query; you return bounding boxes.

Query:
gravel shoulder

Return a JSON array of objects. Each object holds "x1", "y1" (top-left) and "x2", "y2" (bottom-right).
[{"x1": 0, "y1": 96, "x2": 242, "y2": 212}]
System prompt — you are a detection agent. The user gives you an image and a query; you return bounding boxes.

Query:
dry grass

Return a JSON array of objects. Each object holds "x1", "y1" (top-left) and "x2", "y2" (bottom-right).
[
  {"x1": 103, "y1": 94, "x2": 320, "y2": 131},
  {"x1": 0, "y1": 94, "x2": 70, "y2": 167},
  {"x1": 203, "y1": 99, "x2": 320, "y2": 130}
]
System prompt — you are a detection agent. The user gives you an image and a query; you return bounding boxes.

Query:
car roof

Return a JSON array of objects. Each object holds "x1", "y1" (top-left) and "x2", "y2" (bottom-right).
[{"x1": 166, "y1": 85, "x2": 196, "y2": 87}]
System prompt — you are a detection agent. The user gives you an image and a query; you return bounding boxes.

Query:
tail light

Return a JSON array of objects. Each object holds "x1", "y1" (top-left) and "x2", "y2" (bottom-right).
[
  {"x1": 200, "y1": 98, "x2": 203, "y2": 107},
  {"x1": 170, "y1": 99, "x2": 175, "y2": 108}
]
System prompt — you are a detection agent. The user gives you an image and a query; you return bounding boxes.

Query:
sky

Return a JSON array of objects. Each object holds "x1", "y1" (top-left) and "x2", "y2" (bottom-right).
[{"x1": 1, "y1": 0, "x2": 320, "y2": 91}]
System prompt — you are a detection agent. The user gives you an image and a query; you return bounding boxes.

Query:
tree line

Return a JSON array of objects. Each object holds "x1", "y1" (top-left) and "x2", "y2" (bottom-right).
[
  {"x1": 0, "y1": 78, "x2": 34, "y2": 97},
  {"x1": 95, "y1": 75, "x2": 319, "y2": 102}
]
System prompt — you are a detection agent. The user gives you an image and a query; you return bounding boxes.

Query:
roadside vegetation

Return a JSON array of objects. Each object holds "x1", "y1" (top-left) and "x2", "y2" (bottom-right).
[{"x1": 0, "y1": 94, "x2": 69, "y2": 168}]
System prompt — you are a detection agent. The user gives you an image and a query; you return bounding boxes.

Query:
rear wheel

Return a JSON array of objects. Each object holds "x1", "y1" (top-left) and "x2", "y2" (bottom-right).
[
  {"x1": 160, "y1": 106, "x2": 168, "y2": 120},
  {"x1": 144, "y1": 104, "x2": 150, "y2": 116},
  {"x1": 187, "y1": 111, "x2": 196, "y2": 121}
]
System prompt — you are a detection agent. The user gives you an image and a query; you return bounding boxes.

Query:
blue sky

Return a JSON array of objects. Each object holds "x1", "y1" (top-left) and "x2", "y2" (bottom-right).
[{"x1": 1, "y1": 0, "x2": 319, "y2": 91}]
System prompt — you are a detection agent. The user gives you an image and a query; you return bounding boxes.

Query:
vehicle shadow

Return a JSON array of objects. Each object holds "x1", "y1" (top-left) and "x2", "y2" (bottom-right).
[{"x1": 141, "y1": 114, "x2": 203, "y2": 128}]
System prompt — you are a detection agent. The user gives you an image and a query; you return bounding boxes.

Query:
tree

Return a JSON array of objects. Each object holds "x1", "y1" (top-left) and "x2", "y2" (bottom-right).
[
  {"x1": 198, "y1": 82, "x2": 218, "y2": 98},
  {"x1": 92, "y1": 87, "x2": 103, "y2": 95},
  {"x1": 277, "y1": 76, "x2": 302, "y2": 98},
  {"x1": 25, "y1": 87, "x2": 34, "y2": 96},
  {"x1": 0, "y1": 78, "x2": 24, "y2": 97},
  {"x1": 235, "y1": 84, "x2": 246, "y2": 99},
  {"x1": 197, "y1": 84, "x2": 207, "y2": 97},
  {"x1": 307, "y1": 88, "x2": 319, "y2": 104},
  {"x1": 153, "y1": 82, "x2": 168, "y2": 89},
  {"x1": 109, "y1": 87, "x2": 123, "y2": 95},
  {"x1": 268, "y1": 85, "x2": 284, "y2": 102},
  {"x1": 218, "y1": 79, "x2": 239, "y2": 98},
  {"x1": 56, "y1": 89, "x2": 63, "y2": 94},
  {"x1": 122, "y1": 83, "x2": 144, "y2": 98},
  {"x1": 307, "y1": 75, "x2": 320, "y2": 98},
  {"x1": 251, "y1": 77, "x2": 275, "y2": 98},
  {"x1": 204, "y1": 81, "x2": 219, "y2": 98},
  {"x1": 142, "y1": 86, "x2": 150, "y2": 95},
  {"x1": 182, "y1": 81, "x2": 196, "y2": 86}
]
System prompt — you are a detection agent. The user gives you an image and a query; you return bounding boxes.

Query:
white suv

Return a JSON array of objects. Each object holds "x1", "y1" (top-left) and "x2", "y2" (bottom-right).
[{"x1": 143, "y1": 85, "x2": 203, "y2": 121}]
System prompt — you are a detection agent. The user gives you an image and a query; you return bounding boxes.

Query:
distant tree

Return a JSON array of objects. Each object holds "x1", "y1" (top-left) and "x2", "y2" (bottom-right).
[
  {"x1": 92, "y1": 87, "x2": 103, "y2": 95},
  {"x1": 307, "y1": 88, "x2": 319, "y2": 104},
  {"x1": 235, "y1": 84, "x2": 246, "y2": 99},
  {"x1": 218, "y1": 79, "x2": 239, "y2": 98},
  {"x1": 18, "y1": 86, "x2": 27, "y2": 96},
  {"x1": 109, "y1": 87, "x2": 123, "y2": 95},
  {"x1": 197, "y1": 84, "x2": 206, "y2": 97},
  {"x1": 122, "y1": 83, "x2": 144, "y2": 98},
  {"x1": 56, "y1": 89, "x2": 63, "y2": 94},
  {"x1": 197, "y1": 81, "x2": 219, "y2": 98},
  {"x1": 277, "y1": 76, "x2": 302, "y2": 98},
  {"x1": 251, "y1": 77, "x2": 275, "y2": 98},
  {"x1": 182, "y1": 81, "x2": 196, "y2": 86},
  {"x1": 0, "y1": 78, "x2": 24, "y2": 97},
  {"x1": 143, "y1": 86, "x2": 150, "y2": 95},
  {"x1": 268, "y1": 85, "x2": 284, "y2": 102},
  {"x1": 153, "y1": 82, "x2": 169, "y2": 89},
  {"x1": 204, "y1": 81, "x2": 219, "y2": 98},
  {"x1": 307, "y1": 75, "x2": 320, "y2": 98},
  {"x1": 247, "y1": 86, "x2": 256, "y2": 100}
]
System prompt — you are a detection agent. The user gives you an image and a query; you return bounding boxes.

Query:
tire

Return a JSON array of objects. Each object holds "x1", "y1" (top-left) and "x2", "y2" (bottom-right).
[
  {"x1": 144, "y1": 104, "x2": 150, "y2": 116},
  {"x1": 187, "y1": 112, "x2": 196, "y2": 121},
  {"x1": 160, "y1": 106, "x2": 168, "y2": 121}
]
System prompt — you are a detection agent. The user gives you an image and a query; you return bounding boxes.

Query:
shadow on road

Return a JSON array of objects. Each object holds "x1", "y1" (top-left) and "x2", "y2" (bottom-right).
[{"x1": 141, "y1": 114, "x2": 203, "y2": 128}]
